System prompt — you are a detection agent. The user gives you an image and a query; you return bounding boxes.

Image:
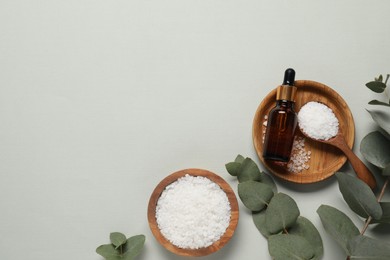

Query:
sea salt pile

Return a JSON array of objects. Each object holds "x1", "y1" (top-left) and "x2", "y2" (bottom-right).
[
  {"x1": 298, "y1": 101, "x2": 339, "y2": 140},
  {"x1": 155, "y1": 174, "x2": 231, "y2": 249}
]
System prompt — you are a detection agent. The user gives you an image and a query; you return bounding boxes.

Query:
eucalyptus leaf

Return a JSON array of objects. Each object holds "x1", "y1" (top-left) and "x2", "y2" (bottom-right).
[
  {"x1": 366, "y1": 110, "x2": 390, "y2": 136},
  {"x1": 366, "y1": 81, "x2": 386, "y2": 93},
  {"x1": 235, "y1": 154, "x2": 245, "y2": 163},
  {"x1": 96, "y1": 244, "x2": 121, "y2": 259},
  {"x1": 265, "y1": 193, "x2": 300, "y2": 234},
  {"x1": 383, "y1": 164, "x2": 390, "y2": 176},
  {"x1": 225, "y1": 155, "x2": 246, "y2": 176},
  {"x1": 371, "y1": 202, "x2": 390, "y2": 224},
  {"x1": 123, "y1": 235, "x2": 146, "y2": 259},
  {"x1": 347, "y1": 235, "x2": 390, "y2": 259},
  {"x1": 110, "y1": 232, "x2": 127, "y2": 248},
  {"x1": 375, "y1": 75, "x2": 383, "y2": 82},
  {"x1": 106, "y1": 257, "x2": 123, "y2": 260},
  {"x1": 380, "y1": 127, "x2": 390, "y2": 141},
  {"x1": 259, "y1": 171, "x2": 277, "y2": 193},
  {"x1": 317, "y1": 205, "x2": 360, "y2": 254},
  {"x1": 225, "y1": 162, "x2": 241, "y2": 176},
  {"x1": 336, "y1": 173, "x2": 382, "y2": 219},
  {"x1": 237, "y1": 157, "x2": 263, "y2": 183},
  {"x1": 268, "y1": 234, "x2": 315, "y2": 260},
  {"x1": 288, "y1": 216, "x2": 324, "y2": 259},
  {"x1": 369, "y1": 100, "x2": 390, "y2": 107},
  {"x1": 360, "y1": 131, "x2": 390, "y2": 168},
  {"x1": 253, "y1": 209, "x2": 273, "y2": 238},
  {"x1": 238, "y1": 181, "x2": 274, "y2": 212}
]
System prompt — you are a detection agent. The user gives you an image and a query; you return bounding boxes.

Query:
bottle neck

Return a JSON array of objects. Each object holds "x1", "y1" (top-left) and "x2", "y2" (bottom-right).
[
  {"x1": 276, "y1": 85, "x2": 297, "y2": 101},
  {"x1": 275, "y1": 99, "x2": 295, "y2": 108}
]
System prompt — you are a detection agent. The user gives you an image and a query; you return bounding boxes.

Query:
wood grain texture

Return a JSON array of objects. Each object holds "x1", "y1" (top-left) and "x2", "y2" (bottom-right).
[
  {"x1": 147, "y1": 168, "x2": 239, "y2": 257},
  {"x1": 253, "y1": 80, "x2": 355, "y2": 184},
  {"x1": 320, "y1": 132, "x2": 377, "y2": 189}
]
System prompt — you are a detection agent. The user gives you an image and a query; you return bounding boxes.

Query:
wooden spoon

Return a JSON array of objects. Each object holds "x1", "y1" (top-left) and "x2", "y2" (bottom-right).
[{"x1": 300, "y1": 129, "x2": 377, "y2": 189}]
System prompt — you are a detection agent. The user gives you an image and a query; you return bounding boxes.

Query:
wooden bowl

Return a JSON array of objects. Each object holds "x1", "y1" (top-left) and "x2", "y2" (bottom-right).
[
  {"x1": 147, "y1": 168, "x2": 239, "y2": 257},
  {"x1": 253, "y1": 80, "x2": 355, "y2": 184}
]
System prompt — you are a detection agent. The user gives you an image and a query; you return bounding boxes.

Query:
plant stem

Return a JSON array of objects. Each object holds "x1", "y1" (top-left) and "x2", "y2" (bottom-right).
[
  {"x1": 384, "y1": 74, "x2": 390, "y2": 101},
  {"x1": 360, "y1": 177, "x2": 390, "y2": 235},
  {"x1": 377, "y1": 177, "x2": 389, "y2": 202},
  {"x1": 361, "y1": 216, "x2": 372, "y2": 235},
  {"x1": 385, "y1": 74, "x2": 389, "y2": 85}
]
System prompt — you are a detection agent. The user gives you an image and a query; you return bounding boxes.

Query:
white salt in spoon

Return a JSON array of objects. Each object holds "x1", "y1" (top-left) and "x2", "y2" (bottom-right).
[{"x1": 298, "y1": 102, "x2": 377, "y2": 189}]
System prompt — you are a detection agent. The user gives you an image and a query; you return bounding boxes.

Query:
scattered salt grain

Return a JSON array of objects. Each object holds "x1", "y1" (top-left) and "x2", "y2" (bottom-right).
[
  {"x1": 298, "y1": 101, "x2": 339, "y2": 140},
  {"x1": 287, "y1": 136, "x2": 311, "y2": 173},
  {"x1": 155, "y1": 174, "x2": 231, "y2": 249},
  {"x1": 262, "y1": 115, "x2": 268, "y2": 143}
]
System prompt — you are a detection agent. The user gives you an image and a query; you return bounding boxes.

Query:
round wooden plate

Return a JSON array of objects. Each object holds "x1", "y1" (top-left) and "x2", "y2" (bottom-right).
[
  {"x1": 253, "y1": 80, "x2": 355, "y2": 184},
  {"x1": 147, "y1": 168, "x2": 239, "y2": 257}
]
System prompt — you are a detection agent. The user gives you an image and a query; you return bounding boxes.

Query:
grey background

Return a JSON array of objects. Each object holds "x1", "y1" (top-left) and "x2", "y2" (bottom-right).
[{"x1": 1, "y1": 0, "x2": 390, "y2": 259}]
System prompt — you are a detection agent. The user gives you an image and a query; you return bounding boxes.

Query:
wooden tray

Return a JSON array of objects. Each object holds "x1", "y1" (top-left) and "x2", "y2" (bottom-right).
[
  {"x1": 253, "y1": 80, "x2": 355, "y2": 184},
  {"x1": 147, "y1": 168, "x2": 239, "y2": 257}
]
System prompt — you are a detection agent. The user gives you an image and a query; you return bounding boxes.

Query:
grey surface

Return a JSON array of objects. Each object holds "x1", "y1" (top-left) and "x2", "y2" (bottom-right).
[{"x1": 1, "y1": 1, "x2": 390, "y2": 259}]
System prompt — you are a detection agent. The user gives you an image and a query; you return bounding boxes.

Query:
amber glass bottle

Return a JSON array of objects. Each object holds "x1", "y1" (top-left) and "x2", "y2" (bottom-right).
[{"x1": 263, "y1": 68, "x2": 298, "y2": 162}]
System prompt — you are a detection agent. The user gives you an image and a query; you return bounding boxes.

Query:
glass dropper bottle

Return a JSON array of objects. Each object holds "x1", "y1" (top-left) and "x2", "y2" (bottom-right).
[{"x1": 263, "y1": 68, "x2": 298, "y2": 162}]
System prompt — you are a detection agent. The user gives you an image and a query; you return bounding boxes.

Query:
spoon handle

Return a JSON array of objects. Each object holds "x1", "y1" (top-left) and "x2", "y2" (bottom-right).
[{"x1": 336, "y1": 139, "x2": 377, "y2": 189}]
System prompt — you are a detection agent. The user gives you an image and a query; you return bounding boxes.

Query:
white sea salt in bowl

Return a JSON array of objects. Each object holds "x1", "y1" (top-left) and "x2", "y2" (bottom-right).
[{"x1": 147, "y1": 168, "x2": 239, "y2": 257}]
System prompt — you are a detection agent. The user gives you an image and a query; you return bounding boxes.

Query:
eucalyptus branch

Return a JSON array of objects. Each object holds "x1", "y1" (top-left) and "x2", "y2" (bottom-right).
[
  {"x1": 226, "y1": 155, "x2": 323, "y2": 259},
  {"x1": 96, "y1": 233, "x2": 145, "y2": 260}
]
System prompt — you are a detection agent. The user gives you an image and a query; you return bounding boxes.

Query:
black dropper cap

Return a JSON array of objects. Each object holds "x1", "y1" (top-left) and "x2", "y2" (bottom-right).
[{"x1": 282, "y1": 68, "x2": 295, "y2": 86}]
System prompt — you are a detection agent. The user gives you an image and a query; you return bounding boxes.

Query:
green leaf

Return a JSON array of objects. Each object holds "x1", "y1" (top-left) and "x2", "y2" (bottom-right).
[
  {"x1": 96, "y1": 244, "x2": 121, "y2": 259},
  {"x1": 360, "y1": 131, "x2": 390, "y2": 168},
  {"x1": 336, "y1": 173, "x2": 382, "y2": 219},
  {"x1": 371, "y1": 202, "x2": 390, "y2": 224},
  {"x1": 123, "y1": 235, "x2": 145, "y2": 259},
  {"x1": 268, "y1": 234, "x2": 315, "y2": 260},
  {"x1": 367, "y1": 110, "x2": 390, "y2": 136},
  {"x1": 253, "y1": 209, "x2": 274, "y2": 238},
  {"x1": 383, "y1": 164, "x2": 390, "y2": 176},
  {"x1": 225, "y1": 155, "x2": 245, "y2": 176},
  {"x1": 237, "y1": 157, "x2": 263, "y2": 183},
  {"x1": 317, "y1": 205, "x2": 360, "y2": 254},
  {"x1": 265, "y1": 193, "x2": 300, "y2": 234},
  {"x1": 369, "y1": 100, "x2": 390, "y2": 107},
  {"x1": 375, "y1": 75, "x2": 383, "y2": 82},
  {"x1": 288, "y1": 216, "x2": 324, "y2": 259},
  {"x1": 225, "y1": 162, "x2": 241, "y2": 176},
  {"x1": 106, "y1": 257, "x2": 123, "y2": 260},
  {"x1": 260, "y1": 171, "x2": 278, "y2": 193},
  {"x1": 110, "y1": 232, "x2": 127, "y2": 249},
  {"x1": 238, "y1": 181, "x2": 274, "y2": 212},
  {"x1": 347, "y1": 235, "x2": 390, "y2": 259},
  {"x1": 366, "y1": 81, "x2": 386, "y2": 93},
  {"x1": 235, "y1": 154, "x2": 245, "y2": 163}
]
